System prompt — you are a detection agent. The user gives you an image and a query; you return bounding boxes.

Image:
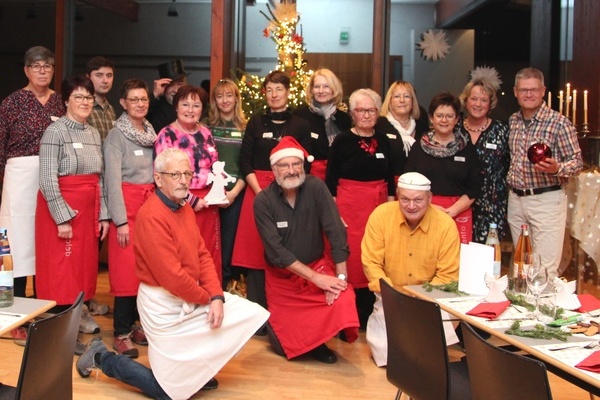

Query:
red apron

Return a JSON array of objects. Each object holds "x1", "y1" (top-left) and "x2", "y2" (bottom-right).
[
  {"x1": 265, "y1": 254, "x2": 359, "y2": 359},
  {"x1": 35, "y1": 175, "x2": 100, "y2": 305},
  {"x1": 432, "y1": 195, "x2": 472, "y2": 244},
  {"x1": 310, "y1": 159, "x2": 327, "y2": 181},
  {"x1": 108, "y1": 183, "x2": 154, "y2": 297},
  {"x1": 190, "y1": 187, "x2": 222, "y2": 282},
  {"x1": 336, "y1": 179, "x2": 387, "y2": 288},
  {"x1": 231, "y1": 170, "x2": 275, "y2": 270}
]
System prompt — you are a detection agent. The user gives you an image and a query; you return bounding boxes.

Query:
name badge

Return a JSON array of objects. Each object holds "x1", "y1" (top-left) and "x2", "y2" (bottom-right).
[
  {"x1": 134, "y1": 150, "x2": 144, "y2": 156},
  {"x1": 72, "y1": 143, "x2": 83, "y2": 149},
  {"x1": 277, "y1": 221, "x2": 288, "y2": 228},
  {"x1": 454, "y1": 156, "x2": 466, "y2": 162},
  {"x1": 50, "y1": 116, "x2": 59, "y2": 122},
  {"x1": 386, "y1": 134, "x2": 397, "y2": 139},
  {"x1": 311, "y1": 132, "x2": 319, "y2": 139},
  {"x1": 263, "y1": 132, "x2": 273, "y2": 139},
  {"x1": 231, "y1": 131, "x2": 242, "y2": 137},
  {"x1": 375, "y1": 153, "x2": 385, "y2": 159},
  {"x1": 485, "y1": 142, "x2": 497, "y2": 150}
]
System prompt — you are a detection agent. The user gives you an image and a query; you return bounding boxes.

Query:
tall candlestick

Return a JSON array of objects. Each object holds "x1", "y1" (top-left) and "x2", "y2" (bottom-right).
[
  {"x1": 572, "y1": 90, "x2": 577, "y2": 126},
  {"x1": 584, "y1": 90, "x2": 588, "y2": 125},
  {"x1": 565, "y1": 83, "x2": 571, "y2": 118},
  {"x1": 559, "y1": 90, "x2": 564, "y2": 115},
  {"x1": 547, "y1": 91, "x2": 552, "y2": 109}
]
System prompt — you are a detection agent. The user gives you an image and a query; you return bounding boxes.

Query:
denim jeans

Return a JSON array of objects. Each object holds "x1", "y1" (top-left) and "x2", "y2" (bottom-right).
[{"x1": 99, "y1": 349, "x2": 171, "y2": 400}]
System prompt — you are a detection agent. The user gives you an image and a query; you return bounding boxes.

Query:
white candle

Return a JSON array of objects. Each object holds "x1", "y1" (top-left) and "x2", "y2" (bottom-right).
[
  {"x1": 559, "y1": 90, "x2": 564, "y2": 115},
  {"x1": 565, "y1": 83, "x2": 571, "y2": 118},
  {"x1": 547, "y1": 91, "x2": 552, "y2": 109},
  {"x1": 572, "y1": 90, "x2": 577, "y2": 126},
  {"x1": 584, "y1": 90, "x2": 588, "y2": 125}
]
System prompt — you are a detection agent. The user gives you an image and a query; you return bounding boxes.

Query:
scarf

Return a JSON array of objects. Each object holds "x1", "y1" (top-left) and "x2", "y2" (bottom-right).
[
  {"x1": 420, "y1": 130, "x2": 468, "y2": 158},
  {"x1": 386, "y1": 112, "x2": 416, "y2": 156},
  {"x1": 114, "y1": 112, "x2": 157, "y2": 148},
  {"x1": 309, "y1": 101, "x2": 342, "y2": 146}
]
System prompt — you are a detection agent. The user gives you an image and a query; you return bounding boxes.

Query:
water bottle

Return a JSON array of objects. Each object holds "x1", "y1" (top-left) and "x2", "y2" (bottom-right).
[
  {"x1": 0, "y1": 228, "x2": 14, "y2": 307},
  {"x1": 485, "y1": 223, "x2": 502, "y2": 278}
]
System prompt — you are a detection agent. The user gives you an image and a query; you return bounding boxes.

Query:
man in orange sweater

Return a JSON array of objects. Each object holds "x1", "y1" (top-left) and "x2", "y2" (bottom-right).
[{"x1": 77, "y1": 148, "x2": 269, "y2": 399}]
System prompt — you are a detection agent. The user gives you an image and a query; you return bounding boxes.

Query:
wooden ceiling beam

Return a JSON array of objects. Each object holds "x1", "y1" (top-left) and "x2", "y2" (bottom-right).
[{"x1": 79, "y1": 0, "x2": 139, "y2": 22}]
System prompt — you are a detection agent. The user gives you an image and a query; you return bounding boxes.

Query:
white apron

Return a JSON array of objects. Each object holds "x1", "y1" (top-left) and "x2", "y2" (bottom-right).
[
  {"x1": 366, "y1": 293, "x2": 459, "y2": 367},
  {"x1": 0, "y1": 156, "x2": 39, "y2": 277},
  {"x1": 137, "y1": 283, "x2": 270, "y2": 400}
]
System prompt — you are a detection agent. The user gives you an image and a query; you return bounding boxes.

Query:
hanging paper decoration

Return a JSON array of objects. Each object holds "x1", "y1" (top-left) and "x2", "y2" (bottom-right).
[{"x1": 417, "y1": 29, "x2": 451, "y2": 62}]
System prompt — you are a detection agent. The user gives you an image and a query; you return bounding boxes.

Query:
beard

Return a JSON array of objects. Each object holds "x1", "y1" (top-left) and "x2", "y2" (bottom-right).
[{"x1": 276, "y1": 171, "x2": 305, "y2": 190}]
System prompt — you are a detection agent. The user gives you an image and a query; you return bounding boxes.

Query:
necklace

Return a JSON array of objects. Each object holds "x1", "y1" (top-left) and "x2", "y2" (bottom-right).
[
  {"x1": 358, "y1": 137, "x2": 378, "y2": 155},
  {"x1": 464, "y1": 118, "x2": 490, "y2": 132},
  {"x1": 176, "y1": 120, "x2": 197, "y2": 134}
]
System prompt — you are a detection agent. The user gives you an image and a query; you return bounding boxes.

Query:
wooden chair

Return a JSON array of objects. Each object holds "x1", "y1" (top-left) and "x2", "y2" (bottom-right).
[
  {"x1": 0, "y1": 292, "x2": 84, "y2": 400},
  {"x1": 380, "y1": 279, "x2": 471, "y2": 400},
  {"x1": 460, "y1": 321, "x2": 552, "y2": 400}
]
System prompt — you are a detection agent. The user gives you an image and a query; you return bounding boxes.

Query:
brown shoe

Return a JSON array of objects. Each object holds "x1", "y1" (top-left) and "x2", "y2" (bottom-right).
[
  {"x1": 113, "y1": 333, "x2": 139, "y2": 358},
  {"x1": 130, "y1": 324, "x2": 148, "y2": 346}
]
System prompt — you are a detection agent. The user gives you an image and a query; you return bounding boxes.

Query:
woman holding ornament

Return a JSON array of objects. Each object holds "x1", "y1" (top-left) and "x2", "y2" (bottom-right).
[
  {"x1": 234, "y1": 70, "x2": 311, "y2": 319},
  {"x1": 154, "y1": 85, "x2": 223, "y2": 281},
  {"x1": 458, "y1": 67, "x2": 510, "y2": 243},
  {"x1": 326, "y1": 88, "x2": 395, "y2": 328},
  {"x1": 405, "y1": 92, "x2": 482, "y2": 244},
  {"x1": 294, "y1": 68, "x2": 352, "y2": 180},
  {"x1": 375, "y1": 81, "x2": 429, "y2": 184},
  {"x1": 206, "y1": 78, "x2": 248, "y2": 290}
]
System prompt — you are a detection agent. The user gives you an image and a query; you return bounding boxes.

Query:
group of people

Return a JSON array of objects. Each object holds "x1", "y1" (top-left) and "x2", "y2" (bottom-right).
[{"x1": 0, "y1": 44, "x2": 583, "y2": 399}]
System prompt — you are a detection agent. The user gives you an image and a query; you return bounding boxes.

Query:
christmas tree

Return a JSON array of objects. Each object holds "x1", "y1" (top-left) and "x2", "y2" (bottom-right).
[{"x1": 237, "y1": 0, "x2": 313, "y2": 116}]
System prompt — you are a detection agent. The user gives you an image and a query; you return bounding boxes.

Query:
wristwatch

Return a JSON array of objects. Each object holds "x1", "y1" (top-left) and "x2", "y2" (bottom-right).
[{"x1": 337, "y1": 273, "x2": 346, "y2": 281}]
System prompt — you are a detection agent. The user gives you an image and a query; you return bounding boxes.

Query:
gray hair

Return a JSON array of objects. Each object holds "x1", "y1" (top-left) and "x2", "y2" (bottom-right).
[
  {"x1": 154, "y1": 148, "x2": 190, "y2": 172},
  {"x1": 514, "y1": 68, "x2": 544, "y2": 87},
  {"x1": 24, "y1": 46, "x2": 55, "y2": 66},
  {"x1": 349, "y1": 88, "x2": 382, "y2": 112}
]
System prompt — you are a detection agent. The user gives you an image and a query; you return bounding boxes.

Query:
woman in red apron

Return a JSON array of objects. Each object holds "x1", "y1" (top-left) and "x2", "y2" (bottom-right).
[
  {"x1": 293, "y1": 69, "x2": 351, "y2": 180},
  {"x1": 104, "y1": 79, "x2": 156, "y2": 357},
  {"x1": 36, "y1": 75, "x2": 109, "y2": 326},
  {"x1": 325, "y1": 88, "x2": 395, "y2": 329},
  {"x1": 234, "y1": 71, "x2": 312, "y2": 317},
  {"x1": 154, "y1": 85, "x2": 223, "y2": 282},
  {"x1": 405, "y1": 92, "x2": 483, "y2": 244}
]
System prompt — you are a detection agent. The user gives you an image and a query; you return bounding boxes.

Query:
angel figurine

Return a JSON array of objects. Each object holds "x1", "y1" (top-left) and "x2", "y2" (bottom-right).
[
  {"x1": 484, "y1": 273, "x2": 508, "y2": 303},
  {"x1": 552, "y1": 277, "x2": 581, "y2": 310},
  {"x1": 204, "y1": 161, "x2": 236, "y2": 205}
]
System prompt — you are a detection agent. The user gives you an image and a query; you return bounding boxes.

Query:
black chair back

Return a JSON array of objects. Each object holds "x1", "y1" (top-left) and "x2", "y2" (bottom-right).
[
  {"x1": 0, "y1": 292, "x2": 84, "y2": 400},
  {"x1": 380, "y1": 279, "x2": 471, "y2": 400},
  {"x1": 461, "y1": 321, "x2": 553, "y2": 400}
]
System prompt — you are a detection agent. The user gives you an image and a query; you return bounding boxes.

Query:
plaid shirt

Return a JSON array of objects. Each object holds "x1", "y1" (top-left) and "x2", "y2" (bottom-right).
[
  {"x1": 87, "y1": 99, "x2": 116, "y2": 141},
  {"x1": 39, "y1": 116, "x2": 108, "y2": 224},
  {"x1": 507, "y1": 103, "x2": 582, "y2": 189}
]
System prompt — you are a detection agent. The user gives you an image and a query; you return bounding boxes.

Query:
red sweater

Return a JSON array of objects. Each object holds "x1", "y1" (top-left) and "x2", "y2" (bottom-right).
[{"x1": 134, "y1": 193, "x2": 223, "y2": 304}]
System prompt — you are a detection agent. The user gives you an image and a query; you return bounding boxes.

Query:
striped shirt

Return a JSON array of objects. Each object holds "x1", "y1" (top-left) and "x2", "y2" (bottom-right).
[
  {"x1": 39, "y1": 116, "x2": 108, "y2": 224},
  {"x1": 507, "y1": 103, "x2": 582, "y2": 189}
]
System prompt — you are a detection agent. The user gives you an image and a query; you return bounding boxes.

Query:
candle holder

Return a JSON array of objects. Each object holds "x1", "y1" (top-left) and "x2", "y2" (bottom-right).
[{"x1": 580, "y1": 123, "x2": 591, "y2": 138}]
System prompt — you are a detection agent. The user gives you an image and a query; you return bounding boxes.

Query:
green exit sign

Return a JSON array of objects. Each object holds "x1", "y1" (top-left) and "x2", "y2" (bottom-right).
[{"x1": 340, "y1": 31, "x2": 349, "y2": 44}]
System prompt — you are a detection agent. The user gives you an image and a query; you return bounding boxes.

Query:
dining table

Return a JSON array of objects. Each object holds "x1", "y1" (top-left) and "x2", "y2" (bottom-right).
[
  {"x1": 403, "y1": 284, "x2": 600, "y2": 396},
  {"x1": 0, "y1": 297, "x2": 56, "y2": 336}
]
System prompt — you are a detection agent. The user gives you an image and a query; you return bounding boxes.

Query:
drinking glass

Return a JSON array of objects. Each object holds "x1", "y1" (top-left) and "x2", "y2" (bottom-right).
[{"x1": 526, "y1": 254, "x2": 549, "y2": 321}]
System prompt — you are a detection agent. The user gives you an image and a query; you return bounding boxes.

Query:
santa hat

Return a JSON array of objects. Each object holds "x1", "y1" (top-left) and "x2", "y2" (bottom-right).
[
  {"x1": 269, "y1": 136, "x2": 314, "y2": 165},
  {"x1": 397, "y1": 172, "x2": 431, "y2": 191}
]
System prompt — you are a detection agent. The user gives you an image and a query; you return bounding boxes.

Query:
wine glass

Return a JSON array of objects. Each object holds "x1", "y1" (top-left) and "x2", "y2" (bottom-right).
[{"x1": 526, "y1": 254, "x2": 549, "y2": 321}]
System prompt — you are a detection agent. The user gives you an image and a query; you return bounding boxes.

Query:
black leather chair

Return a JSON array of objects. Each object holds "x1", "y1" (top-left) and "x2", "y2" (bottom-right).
[
  {"x1": 380, "y1": 279, "x2": 471, "y2": 400},
  {"x1": 461, "y1": 321, "x2": 553, "y2": 400},
  {"x1": 0, "y1": 292, "x2": 84, "y2": 400}
]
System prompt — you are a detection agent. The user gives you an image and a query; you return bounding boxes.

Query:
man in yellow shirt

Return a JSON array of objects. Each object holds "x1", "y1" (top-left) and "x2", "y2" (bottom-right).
[{"x1": 361, "y1": 172, "x2": 460, "y2": 366}]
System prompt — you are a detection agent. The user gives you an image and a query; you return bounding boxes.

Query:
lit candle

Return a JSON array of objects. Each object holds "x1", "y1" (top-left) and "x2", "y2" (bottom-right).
[
  {"x1": 584, "y1": 90, "x2": 588, "y2": 125},
  {"x1": 547, "y1": 91, "x2": 552, "y2": 109},
  {"x1": 559, "y1": 90, "x2": 564, "y2": 115},
  {"x1": 572, "y1": 90, "x2": 577, "y2": 126},
  {"x1": 565, "y1": 83, "x2": 571, "y2": 118}
]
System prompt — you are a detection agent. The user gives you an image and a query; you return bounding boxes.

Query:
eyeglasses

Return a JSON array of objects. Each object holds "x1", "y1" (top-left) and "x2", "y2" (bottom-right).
[
  {"x1": 274, "y1": 161, "x2": 303, "y2": 171},
  {"x1": 159, "y1": 171, "x2": 194, "y2": 181},
  {"x1": 265, "y1": 87, "x2": 286, "y2": 95},
  {"x1": 353, "y1": 108, "x2": 378, "y2": 116},
  {"x1": 70, "y1": 94, "x2": 95, "y2": 103},
  {"x1": 516, "y1": 88, "x2": 543, "y2": 95},
  {"x1": 28, "y1": 63, "x2": 54, "y2": 73},
  {"x1": 433, "y1": 113, "x2": 456, "y2": 120},
  {"x1": 126, "y1": 97, "x2": 150, "y2": 104}
]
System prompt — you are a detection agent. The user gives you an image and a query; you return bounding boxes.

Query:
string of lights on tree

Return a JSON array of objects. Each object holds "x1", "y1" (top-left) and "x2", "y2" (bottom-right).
[{"x1": 236, "y1": 1, "x2": 313, "y2": 116}]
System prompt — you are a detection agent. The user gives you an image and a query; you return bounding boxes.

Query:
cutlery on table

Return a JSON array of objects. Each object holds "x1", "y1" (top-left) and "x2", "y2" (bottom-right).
[{"x1": 549, "y1": 341, "x2": 600, "y2": 351}]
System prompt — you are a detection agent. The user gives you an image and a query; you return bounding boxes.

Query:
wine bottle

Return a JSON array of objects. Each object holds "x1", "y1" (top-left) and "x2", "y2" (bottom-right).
[
  {"x1": 511, "y1": 224, "x2": 533, "y2": 293},
  {"x1": 0, "y1": 228, "x2": 14, "y2": 307},
  {"x1": 485, "y1": 223, "x2": 502, "y2": 278}
]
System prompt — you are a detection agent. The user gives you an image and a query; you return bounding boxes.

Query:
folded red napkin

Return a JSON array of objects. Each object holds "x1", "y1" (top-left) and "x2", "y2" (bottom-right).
[
  {"x1": 577, "y1": 294, "x2": 600, "y2": 312},
  {"x1": 575, "y1": 351, "x2": 600, "y2": 373},
  {"x1": 466, "y1": 301, "x2": 510, "y2": 319}
]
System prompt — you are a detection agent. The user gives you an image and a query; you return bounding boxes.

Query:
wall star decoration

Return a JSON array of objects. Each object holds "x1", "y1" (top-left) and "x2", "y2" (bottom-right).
[{"x1": 417, "y1": 29, "x2": 451, "y2": 62}]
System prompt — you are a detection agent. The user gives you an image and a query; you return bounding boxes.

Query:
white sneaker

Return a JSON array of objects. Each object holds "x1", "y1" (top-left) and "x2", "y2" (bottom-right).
[{"x1": 79, "y1": 304, "x2": 101, "y2": 334}]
